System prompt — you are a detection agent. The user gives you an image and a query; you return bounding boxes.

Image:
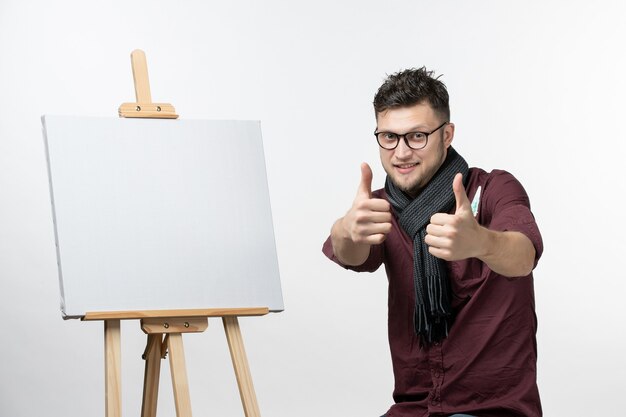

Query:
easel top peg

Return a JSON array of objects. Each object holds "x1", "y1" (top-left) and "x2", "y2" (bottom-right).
[{"x1": 118, "y1": 49, "x2": 179, "y2": 119}]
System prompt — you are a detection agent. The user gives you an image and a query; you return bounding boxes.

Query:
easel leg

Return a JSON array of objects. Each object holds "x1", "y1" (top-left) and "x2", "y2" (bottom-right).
[
  {"x1": 223, "y1": 316, "x2": 261, "y2": 417},
  {"x1": 105, "y1": 319, "x2": 122, "y2": 417},
  {"x1": 167, "y1": 333, "x2": 193, "y2": 417},
  {"x1": 141, "y1": 334, "x2": 164, "y2": 417}
]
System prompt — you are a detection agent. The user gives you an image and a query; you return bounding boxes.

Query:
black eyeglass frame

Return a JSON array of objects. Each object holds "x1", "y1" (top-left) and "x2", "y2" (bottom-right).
[{"x1": 374, "y1": 121, "x2": 449, "y2": 150}]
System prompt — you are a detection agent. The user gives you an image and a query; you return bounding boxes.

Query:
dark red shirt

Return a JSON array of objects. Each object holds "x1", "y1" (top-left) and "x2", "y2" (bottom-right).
[{"x1": 323, "y1": 168, "x2": 543, "y2": 417}]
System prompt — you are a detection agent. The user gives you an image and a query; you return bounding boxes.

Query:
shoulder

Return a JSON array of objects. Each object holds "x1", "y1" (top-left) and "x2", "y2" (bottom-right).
[
  {"x1": 470, "y1": 168, "x2": 542, "y2": 257},
  {"x1": 467, "y1": 168, "x2": 525, "y2": 191},
  {"x1": 467, "y1": 168, "x2": 530, "y2": 208}
]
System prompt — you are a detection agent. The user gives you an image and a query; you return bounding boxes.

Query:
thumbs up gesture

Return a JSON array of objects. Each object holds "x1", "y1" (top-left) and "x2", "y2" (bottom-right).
[
  {"x1": 425, "y1": 173, "x2": 483, "y2": 261},
  {"x1": 330, "y1": 163, "x2": 393, "y2": 265},
  {"x1": 341, "y1": 163, "x2": 393, "y2": 245}
]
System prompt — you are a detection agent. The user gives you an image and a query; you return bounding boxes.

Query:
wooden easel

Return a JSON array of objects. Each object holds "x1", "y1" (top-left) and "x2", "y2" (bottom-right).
[{"x1": 84, "y1": 50, "x2": 267, "y2": 417}]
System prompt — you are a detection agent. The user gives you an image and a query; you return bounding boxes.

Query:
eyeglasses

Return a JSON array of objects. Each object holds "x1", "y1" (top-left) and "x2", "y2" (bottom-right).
[{"x1": 374, "y1": 121, "x2": 448, "y2": 150}]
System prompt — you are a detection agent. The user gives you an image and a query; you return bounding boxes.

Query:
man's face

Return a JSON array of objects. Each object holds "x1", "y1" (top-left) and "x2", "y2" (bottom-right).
[{"x1": 377, "y1": 102, "x2": 454, "y2": 197}]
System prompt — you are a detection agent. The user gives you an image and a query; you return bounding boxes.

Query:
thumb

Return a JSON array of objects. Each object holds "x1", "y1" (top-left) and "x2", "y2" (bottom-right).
[
  {"x1": 357, "y1": 162, "x2": 373, "y2": 198},
  {"x1": 453, "y1": 173, "x2": 471, "y2": 213}
]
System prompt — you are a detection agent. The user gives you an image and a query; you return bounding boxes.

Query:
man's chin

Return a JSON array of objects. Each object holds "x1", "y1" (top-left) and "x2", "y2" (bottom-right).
[{"x1": 390, "y1": 177, "x2": 421, "y2": 197}]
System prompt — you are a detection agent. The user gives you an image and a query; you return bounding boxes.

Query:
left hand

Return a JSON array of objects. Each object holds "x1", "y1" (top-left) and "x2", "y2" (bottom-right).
[{"x1": 425, "y1": 173, "x2": 484, "y2": 261}]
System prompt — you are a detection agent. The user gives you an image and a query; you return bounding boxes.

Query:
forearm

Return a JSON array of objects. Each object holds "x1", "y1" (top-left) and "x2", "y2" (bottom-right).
[
  {"x1": 477, "y1": 228, "x2": 536, "y2": 277},
  {"x1": 330, "y1": 217, "x2": 372, "y2": 266}
]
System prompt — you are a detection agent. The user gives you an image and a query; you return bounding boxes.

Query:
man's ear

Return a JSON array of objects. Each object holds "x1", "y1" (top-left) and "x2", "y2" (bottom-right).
[{"x1": 443, "y1": 122, "x2": 455, "y2": 148}]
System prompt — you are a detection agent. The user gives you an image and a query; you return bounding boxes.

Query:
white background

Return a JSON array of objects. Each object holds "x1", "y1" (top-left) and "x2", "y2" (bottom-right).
[{"x1": 1, "y1": 1, "x2": 625, "y2": 416}]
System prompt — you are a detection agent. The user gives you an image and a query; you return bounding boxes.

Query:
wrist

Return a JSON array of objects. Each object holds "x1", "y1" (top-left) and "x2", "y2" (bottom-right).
[
  {"x1": 476, "y1": 226, "x2": 498, "y2": 261},
  {"x1": 332, "y1": 217, "x2": 351, "y2": 242},
  {"x1": 330, "y1": 217, "x2": 371, "y2": 266}
]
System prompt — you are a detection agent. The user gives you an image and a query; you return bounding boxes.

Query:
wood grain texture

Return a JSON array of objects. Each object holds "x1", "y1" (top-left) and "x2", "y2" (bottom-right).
[
  {"x1": 131, "y1": 49, "x2": 152, "y2": 103},
  {"x1": 223, "y1": 316, "x2": 261, "y2": 417},
  {"x1": 141, "y1": 334, "x2": 164, "y2": 417},
  {"x1": 168, "y1": 333, "x2": 193, "y2": 417},
  {"x1": 84, "y1": 307, "x2": 269, "y2": 321},
  {"x1": 104, "y1": 320, "x2": 122, "y2": 417},
  {"x1": 117, "y1": 50, "x2": 178, "y2": 118},
  {"x1": 141, "y1": 317, "x2": 208, "y2": 334},
  {"x1": 118, "y1": 102, "x2": 178, "y2": 118}
]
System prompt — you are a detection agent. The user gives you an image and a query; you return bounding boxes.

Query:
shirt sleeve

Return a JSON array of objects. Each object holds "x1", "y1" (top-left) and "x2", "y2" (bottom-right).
[
  {"x1": 321, "y1": 235, "x2": 385, "y2": 273},
  {"x1": 482, "y1": 170, "x2": 544, "y2": 264}
]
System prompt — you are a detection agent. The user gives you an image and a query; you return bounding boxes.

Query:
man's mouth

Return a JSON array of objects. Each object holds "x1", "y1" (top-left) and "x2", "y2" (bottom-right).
[{"x1": 394, "y1": 162, "x2": 419, "y2": 174}]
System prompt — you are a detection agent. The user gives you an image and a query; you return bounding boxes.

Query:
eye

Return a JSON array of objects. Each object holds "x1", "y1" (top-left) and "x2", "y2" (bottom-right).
[
  {"x1": 380, "y1": 132, "x2": 397, "y2": 141},
  {"x1": 407, "y1": 132, "x2": 427, "y2": 141}
]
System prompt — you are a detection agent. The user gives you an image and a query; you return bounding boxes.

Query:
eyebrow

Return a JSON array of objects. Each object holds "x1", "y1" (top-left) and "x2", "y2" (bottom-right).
[{"x1": 376, "y1": 125, "x2": 431, "y2": 133}]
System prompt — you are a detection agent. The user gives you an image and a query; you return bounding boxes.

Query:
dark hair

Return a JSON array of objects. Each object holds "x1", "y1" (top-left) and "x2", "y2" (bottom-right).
[{"x1": 373, "y1": 67, "x2": 450, "y2": 121}]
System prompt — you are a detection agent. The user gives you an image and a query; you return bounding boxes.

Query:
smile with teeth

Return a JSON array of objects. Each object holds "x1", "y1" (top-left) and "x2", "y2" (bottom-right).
[
  {"x1": 394, "y1": 162, "x2": 419, "y2": 174},
  {"x1": 395, "y1": 163, "x2": 418, "y2": 168}
]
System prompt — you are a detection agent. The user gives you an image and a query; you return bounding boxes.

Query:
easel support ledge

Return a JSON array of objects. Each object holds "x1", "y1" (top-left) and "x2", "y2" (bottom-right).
[{"x1": 83, "y1": 307, "x2": 269, "y2": 321}]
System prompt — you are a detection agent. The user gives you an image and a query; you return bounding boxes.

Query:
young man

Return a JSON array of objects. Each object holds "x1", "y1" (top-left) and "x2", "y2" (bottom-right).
[{"x1": 322, "y1": 68, "x2": 543, "y2": 417}]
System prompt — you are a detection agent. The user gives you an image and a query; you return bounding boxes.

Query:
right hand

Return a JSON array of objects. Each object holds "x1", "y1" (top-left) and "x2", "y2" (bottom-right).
[{"x1": 341, "y1": 163, "x2": 393, "y2": 245}]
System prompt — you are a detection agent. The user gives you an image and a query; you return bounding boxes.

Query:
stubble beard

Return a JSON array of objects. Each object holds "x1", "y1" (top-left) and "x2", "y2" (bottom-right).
[
  {"x1": 386, "y1": 140, "x2": 447, "y2": 198},
  {"x1": 392, "y1": 175, "x2": 424, "y2": 198}
]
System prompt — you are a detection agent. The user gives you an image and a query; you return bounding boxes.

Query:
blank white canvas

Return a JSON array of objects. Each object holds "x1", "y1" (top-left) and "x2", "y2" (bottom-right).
[{"x1": 42, "y1": 115, "x2": 283, "y2": 317}]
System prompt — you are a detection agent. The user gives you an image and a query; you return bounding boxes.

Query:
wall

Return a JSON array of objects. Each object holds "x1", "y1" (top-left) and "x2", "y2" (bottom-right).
[{"x1": 1, "y1": 1, "x2": 624, "y2": 416}]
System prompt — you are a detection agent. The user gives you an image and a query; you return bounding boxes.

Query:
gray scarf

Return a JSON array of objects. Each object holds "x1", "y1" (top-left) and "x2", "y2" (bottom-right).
[{"x1": 384, "y1": 147, "x2": 469, "y2": 343}]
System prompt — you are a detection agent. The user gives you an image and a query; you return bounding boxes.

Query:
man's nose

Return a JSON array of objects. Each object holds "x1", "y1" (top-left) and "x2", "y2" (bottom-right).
[{"x1": 394, "y1": 136, "x2": 413, "y2": 158}]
